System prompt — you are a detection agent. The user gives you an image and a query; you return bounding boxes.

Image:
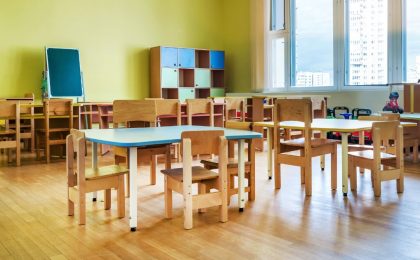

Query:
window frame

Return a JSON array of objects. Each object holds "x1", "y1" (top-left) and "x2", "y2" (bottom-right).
[{"x1": 264, "y1": 0, "x2": 405, "y2": 93}]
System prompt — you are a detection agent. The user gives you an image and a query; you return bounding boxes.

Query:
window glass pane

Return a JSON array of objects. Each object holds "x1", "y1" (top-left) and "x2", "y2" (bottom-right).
[
  {"x1": 346, "y1": 0, "x2": 388, "y2": 85},
  {"x1": 406, "y1": 0, "x2": 420, "y2": 83},
  {"x1": 272, "y1": 38, "x2": 285, "y2": 88},
  {"x1": 271, "y1": 0, "x2": 285, "y2": 31},
  {"x1": 294, "y1": 0, "x2": 333, "y2": 87}
]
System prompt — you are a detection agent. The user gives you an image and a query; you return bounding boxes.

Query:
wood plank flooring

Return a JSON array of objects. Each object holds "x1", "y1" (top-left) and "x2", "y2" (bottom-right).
[{"x1": 0, "y1": 145, "x2": 420, "y2": 259}]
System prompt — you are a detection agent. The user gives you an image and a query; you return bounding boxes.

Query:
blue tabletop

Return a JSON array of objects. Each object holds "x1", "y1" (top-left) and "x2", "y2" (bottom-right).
[{"x1": 83, "y1": 125, "x2": 262, "y2": 147}]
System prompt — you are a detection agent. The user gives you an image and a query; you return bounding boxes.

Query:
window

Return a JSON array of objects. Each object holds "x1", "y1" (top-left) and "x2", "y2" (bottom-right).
[
  {"x1": 345, "y1": 0, "x2": 388, "y2": 86},
  {"x1": 271, "y1": 38, "x2": 285, "y2": 88},
  {"x1": 271, "y1": 0, "x2": 285, "y2": 31},
  {"x1": 405, "y1": 0, "x2": 420, "y2": 83},
  {"x1": 292, "y1": 0, "x2": 334, "y2": 87}
]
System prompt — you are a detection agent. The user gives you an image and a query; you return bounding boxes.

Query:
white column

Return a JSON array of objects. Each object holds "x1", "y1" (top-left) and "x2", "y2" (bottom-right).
[
  {"x1": 238, "y1": 139, "x2": 246, "y2": 211},
  {"x1": 129, "y1": 147, "x2": 138, "y2": 231},
  {"x1": 92, "y1": 143, "x2": 98, "y2": 201},
  {"x1": 341, "y1": 133, "x2": 350, "y2": 196},
  {"x1": 267, "y1": 127, "x2": 273, "y2": 179}
]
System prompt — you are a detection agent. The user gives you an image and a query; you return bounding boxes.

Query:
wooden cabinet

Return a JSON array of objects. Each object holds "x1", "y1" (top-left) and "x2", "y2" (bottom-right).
[
  {"x1": 150, "y1": 46, "x2": 226, "y2": 101},
  {"x1": 195, "y1": 69, "x2": 211, "y2": 88},
  {"x1": 404, "y1": 83, "x2": 420, "y2": 113}
]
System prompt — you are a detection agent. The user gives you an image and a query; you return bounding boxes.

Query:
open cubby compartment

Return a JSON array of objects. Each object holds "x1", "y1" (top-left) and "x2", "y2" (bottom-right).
[
  {"x1": 196, "y1": 88, "x2": 210, "y2": 98},
  {"x1": 162, "y1": 88, "x2": 179, "y2": 99},
  {"x1": 195, "y1": 49, "x2": 210, "y2": 68},
  {"x1": 211, "y1": 70, "x2": 225, "y2": 88},
  {"x1": 179, "y1": 69, "x2": 194, "y2": 87}
]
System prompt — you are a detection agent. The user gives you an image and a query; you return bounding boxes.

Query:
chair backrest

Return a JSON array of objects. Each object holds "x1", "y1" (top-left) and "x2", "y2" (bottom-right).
[
  {"x1": 274, "y1": 98, "x2": 312, "y2": 124},
  {"x1": 66, "y1": 129, "x2": 86, "y2": 187},
  {"x1": 372, "y1": 121, "x2": 403, "y2": 167},
  {"x1": 225, "y1": 121, "x2": 252, "y2": 131},
  {"x1": 311, "y1": 97, "x2": 326, "y2": 119},
  {"x1": 381, "y1": 112, "x2": 400, "y2": 121},
  {"x1": 43, "y1": 99, "x2": 73, "y2": 129},
  {"x1": 113, "y1": 100, "x2": 157, "y2": 127},
  {"x1": 154, "y1": 99, "x2": 181, "y2": 126},
  {"x1": 181, "y1": 130, "x2": 224, "y2": 156},
  {"x1": 186, "y1": 99, "x2": 214, "y2": 126},
  {"x1": 225, "y1": 97, "x2": 246, "y2": 122},
  {"x1": 0, "y1": 101, "x2": 20, "y2": 120},
  {"x1": 358, "y1": 115, "x2": 388, "y2": 121}
]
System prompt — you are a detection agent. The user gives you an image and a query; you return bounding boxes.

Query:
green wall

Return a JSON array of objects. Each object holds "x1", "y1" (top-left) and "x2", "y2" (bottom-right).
[
  {"x1": 1, "y1": 0, "x2": 237, "y2": 100},
  {"x1": 222, "y1": 0, "x2": 252, "y2": 93}
]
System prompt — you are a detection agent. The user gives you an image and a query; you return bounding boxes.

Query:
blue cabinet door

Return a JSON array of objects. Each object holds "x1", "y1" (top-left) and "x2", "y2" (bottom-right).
[
  {"x1": 178, "y1": 48, "x2": 195, "y2": 68},
  {"x1": 210, "y1": 51, "x2": 225, "y2": 69},
  {"x1": 161, "y1": 47, "x2": 178, "y2": 68}
]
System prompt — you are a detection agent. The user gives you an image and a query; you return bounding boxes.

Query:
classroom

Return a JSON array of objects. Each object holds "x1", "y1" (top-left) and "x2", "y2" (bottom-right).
[{"x1": 1, "y1": 0, "x2": 420, "y2": 259}]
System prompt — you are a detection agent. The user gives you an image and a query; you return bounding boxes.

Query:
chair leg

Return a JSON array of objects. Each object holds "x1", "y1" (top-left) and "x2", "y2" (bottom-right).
[
  {"x1": 150, "y1": 155, "x2": 157, "y2": 185},
  {"x1": 164, "y1": 176, "x2": 172, "y2": 219},
  {"x1": 413, "y1": 140, "x2": 419, "y2": 163},
  {"x1": 331, "y1": 150, "x2": 337, "y2": 190},
  {"x1": 373, "y1": 168, "x2": 381, "y2": 197},
  {"x1": 104, "y1": 189, "x2": 111, "y2": 210},
  {"x1": 165, "y1": 146, "x2": 171, "y2": 170},
  {"x1": 183, "y1": 182, "x2": 193, "y2": 230},
  {"x1": 78, "y1": 192, "x2": 86, "y2": 225},
  {"x1": 117, "y1": 175, "x2": 125, "y2": 218},
  {"x1": 274, "y1": 161, "x2": 281, "y2": 189},
  {"x1": 249, "y1": 170, "x2": 255, "y2": 201},
  {"x1": 300, "y1": 167, "x2": 305, "y2": 184},
  {"x1": 68, "y1": 190, "x2": 74, "y2": 216},
  {"x1": 304, "y1": 159, "x2": 312, "y2": 196},
  {"x1": 36, "y1": 133, "x2": 40, "y2": 160},
  {"x1": 46, "y1": 138, "x2": 50, "y2": 164},
  {"x1": 198, "y1": 183, "x2": 207, "y2": 213},
  {"x1": 349, "y1": 157, "x2": 357, "y2": 191}
]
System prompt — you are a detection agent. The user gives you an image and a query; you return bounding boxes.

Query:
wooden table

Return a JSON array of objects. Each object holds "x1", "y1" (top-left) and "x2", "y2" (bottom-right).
[
  {"x1": 83, "y1": 125, "x2": 262, "y2": 231},
  {"x1": 401, "y1": 113, "x2": 420, "y2": 120},
  {"x1": 254, "y1": 119, "x2": 417, "y2": 196}
]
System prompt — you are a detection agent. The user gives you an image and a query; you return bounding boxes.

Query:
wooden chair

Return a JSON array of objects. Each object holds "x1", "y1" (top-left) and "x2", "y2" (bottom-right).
[
  {"x1": 66, "y1": 129, "x2": 127, "y2": 225},
  {"x1": 113, "y1": 100, "x2": 171, "y2": 186},
  {"x1": 382, "y1": 113, "x2": 418, "y2": 163},
  {"x1": 161, "y1": 130, "x2": 228, "y2": 229},
  {"x1": 0, "y1": 101, "x2": 21, "y2": 166},
  {"x1": 154, "y1": 99, "x2": 182, "y2": 126},
  {"x1": 273, "y1": 99, "x2": 338, "y2": 196},
  {"x1": 348, "y1": 121, "x2": 404, "y2": 197},
  {"x1": 6, "y1": 93, "x2": 35, "y2": 152},
  {"x1": 200, "y1": 121, "x2": 255, "y2": 203},
  {"x1": 224, "y1": 97, "x2": 246, "y2": 123},
  {"x1": 36, "y1": 99, "x2": 73, "y2": 163},
  {"x1": 186, "y1": 99, "x2": 214, "y2": 126}
]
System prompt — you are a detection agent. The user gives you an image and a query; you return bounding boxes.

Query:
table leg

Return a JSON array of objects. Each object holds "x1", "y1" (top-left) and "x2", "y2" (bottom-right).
[
  {"x1": 267, "y1": 127, "x2": 273, "y2": 180},
  {"x1": 320, "y1": 131, "x2": 326, "y2": 170},
  {"x1": 129, "y1": 147, "x2": 138, "y2": 231},
  {"x1": 359, "y1": 130, "x2": 365, "y2": 173},
  {"x1": 92, "y1": 143, "x2": 98, "y2": 201},
  {"x1": 238, "y1": 139, "x2": 245, "y2": 211},
  {"x1": 341, "y1": 133, "x2": 350, "y2": 196}
]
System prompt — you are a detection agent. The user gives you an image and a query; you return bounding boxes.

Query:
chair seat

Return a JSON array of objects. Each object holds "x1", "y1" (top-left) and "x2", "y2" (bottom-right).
[
  {"x1": 200, "y1": 158, "x2": 251, "y2": 169},
  {"x1": 85, "y1": 165, "x2": 128, "y2": 180},
  {"x1": 161, "y1": 166, "x2": 219, "y2": 182},
  {"x1": 38, "y1": 128, "x2": 70, "y2": 133},
  {"x1": 0, "y1": 129, "x2": 16, "y2": 135},
  {"x1": 281, "y1": 137, "x2": 339, "y2": 148},
  {"x1": 348, "y1": 150, "x2": 396, "y2": 160}
]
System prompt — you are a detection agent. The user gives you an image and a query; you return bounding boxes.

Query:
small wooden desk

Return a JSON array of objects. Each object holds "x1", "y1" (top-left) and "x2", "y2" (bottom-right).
[
  {"x1": 254, "y1": 119, "x2": 417, "y2": 196},
  {"x1": 83, "y1": 125, "x2": 262, "y2": 231}
]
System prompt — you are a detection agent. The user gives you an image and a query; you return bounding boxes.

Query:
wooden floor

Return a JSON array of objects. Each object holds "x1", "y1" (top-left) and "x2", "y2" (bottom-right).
[{"x1": 0, "y1": 145, "x2": 420, "y2": 259}]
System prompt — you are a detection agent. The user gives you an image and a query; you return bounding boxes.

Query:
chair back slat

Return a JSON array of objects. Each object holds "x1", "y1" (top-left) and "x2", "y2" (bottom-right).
[
  {"x1": 0, "y1": 101, "x2": 19, "y2": 118},
  {"x1": 113, "y1": 100, "x2": 157, "y2": 125},
  {"x1": 275, "y1": 99, "x2": 312, "y2": 123},
  {"x1": 181, "y1": 130, "x2": 224, "y2": 156},
  {"x1": 225, "y1": 121, "x2": 252, "y2": 131},
  {"x1": 45, "y1": 99, "x2": 72, "y2": 116}
]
